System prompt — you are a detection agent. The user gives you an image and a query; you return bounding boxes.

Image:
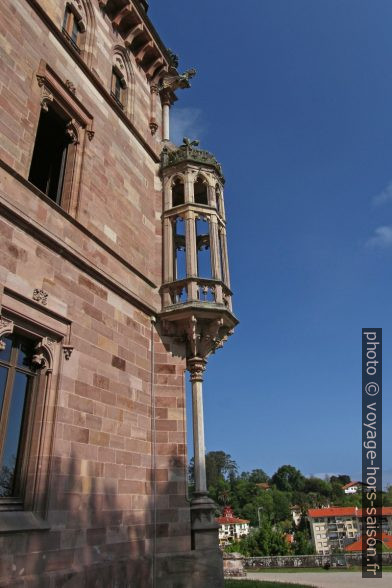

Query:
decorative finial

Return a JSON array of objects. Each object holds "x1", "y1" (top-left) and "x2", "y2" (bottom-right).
[{"x1": 182, "y1": 137, "x2": 199, "y2": 148}]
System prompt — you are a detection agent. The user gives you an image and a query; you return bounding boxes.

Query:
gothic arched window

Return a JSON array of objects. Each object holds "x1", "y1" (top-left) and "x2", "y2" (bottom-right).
[
  {"x1": 172, "y1": 177, "x2": 185, "y2": 207},
  {"x1": 61, "y1": 1, "x2": 95, "y2": 65},
  {"x1": 111, "y1": 50, "x2": 133, "y2": 115},
  {"x1": 62, "y1": 3, "x2": 85, "y2": 53},
  {"x1": 194, "y1": 175, "x2": 209, "y2": 205}
]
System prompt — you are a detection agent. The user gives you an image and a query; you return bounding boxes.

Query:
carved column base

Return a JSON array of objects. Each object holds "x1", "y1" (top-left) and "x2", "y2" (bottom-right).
[{"x1": 191, "y1": 492, "x2": 220, "y2": 551}]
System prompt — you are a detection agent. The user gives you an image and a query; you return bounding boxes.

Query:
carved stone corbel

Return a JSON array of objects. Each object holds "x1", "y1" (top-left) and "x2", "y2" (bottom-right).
[
  {"x1": 65, "y1": 121, "x2": 79, "y2": 144},
  {"x1": 186, "y1": 315, "x2": 199, "y2": 357},
  {"x1": 37, "y1": 75, "x2": 53, "y2": 112},
  {"x1": 32, "y1": 337, "x2": 56, "y2": 371},
  {"x1": 0, "y1": 316, "x2": 14, "y2": 350},
  {"x1": 124, "y1": 23, "x2": 144, "y2": 48},
  {"x1": 65, "y1": 80, "x2": 76, "y2": 94},
  {"x1": 135, "y1": 40, "x2": 154, "y2": 65},
  {"x1": 62, "y1": 345, "x2": 74, "y2": 360}
]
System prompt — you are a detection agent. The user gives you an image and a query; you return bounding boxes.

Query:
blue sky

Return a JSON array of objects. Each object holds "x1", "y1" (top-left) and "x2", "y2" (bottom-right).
[{"x1": 150, "y1": 1, "x2": 391, "y2": 486}]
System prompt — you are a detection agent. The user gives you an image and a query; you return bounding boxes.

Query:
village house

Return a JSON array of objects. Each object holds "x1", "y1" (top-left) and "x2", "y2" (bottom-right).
[{"x1": 216, "y1": 506, "x2": 250, "y2": 546}]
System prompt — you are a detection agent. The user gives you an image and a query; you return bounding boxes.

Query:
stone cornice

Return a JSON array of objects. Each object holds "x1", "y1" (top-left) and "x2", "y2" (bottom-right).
[
  {"x1": 124, "y1": 0, "x2": 173, "y2": 67},
  {"x1": 25, "y1": 0, "x2": 161, "y2": 163}
]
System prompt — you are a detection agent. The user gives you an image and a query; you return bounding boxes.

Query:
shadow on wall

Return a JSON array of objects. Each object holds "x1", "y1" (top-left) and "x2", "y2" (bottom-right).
[{"x1": 0, "y1": 442, "x2": 190, "y2": 588}]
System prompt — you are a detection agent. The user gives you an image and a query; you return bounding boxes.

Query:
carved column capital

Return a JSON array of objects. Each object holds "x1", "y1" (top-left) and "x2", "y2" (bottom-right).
[
  {"x1": 0, "y1": 316, "x2": 14, "y2": 350},
  {"x1": 187, "y1": 357, "x2": 206, "y2": 382},
  {"x1": 160, "y1": 88, "x2": 174, "y2": 107}
]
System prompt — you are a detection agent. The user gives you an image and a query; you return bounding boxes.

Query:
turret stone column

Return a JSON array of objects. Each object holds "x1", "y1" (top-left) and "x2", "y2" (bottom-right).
[
  {"x1": 219, "y1": 226, "x2": 231, "y2": 289},
  {"x1": 162, "y1": 102, "x2": 170, "y2": 141},
  {"x1": 188, "y1": 357, "x2": 221, "y2": 553},
  {"x1": 188, "y1": 357, "x2": 207, "y2": 494},
  {"x1": 185, "y1": 210, "x2": 198, "y2": 300}
]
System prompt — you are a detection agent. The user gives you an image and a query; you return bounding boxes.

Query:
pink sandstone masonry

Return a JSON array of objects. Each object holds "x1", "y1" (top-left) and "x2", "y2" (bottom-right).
[{"x1": 0, "y1": 1, "x2": 228, "y2": 586}]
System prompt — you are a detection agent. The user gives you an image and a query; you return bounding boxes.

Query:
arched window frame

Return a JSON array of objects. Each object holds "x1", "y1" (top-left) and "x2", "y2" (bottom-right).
[
  {"x1": 194, "y1": 174, "x2": 209, "y2": 206},
  {"x1": 0, "y1": 315, "x2": 61, "y2": 520},
  {"x1": 29, "y1": 61, "x2": 95, "y2": 216},
  {"x1": 111, "y1": 49, "x2": 134, "y2": 118},
  {"x1": 171, "y1": 175, "x2": 185, "y2": 208},
  {"x1": 62, "y1": 1, "x2": 95, "y2": 65}
]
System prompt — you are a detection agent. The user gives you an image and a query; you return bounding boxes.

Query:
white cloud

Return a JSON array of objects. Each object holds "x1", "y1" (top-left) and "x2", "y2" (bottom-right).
[
  {"x1": 373, "y1": 181, "x2": 392, "y2": 205},
  {"x1": 366, "y1": 225, "x2": 392, "y2": 248},
  {"x1": 312, "y1": 472, "x2": 338, "y2": 480},
  {"x1": 170, "y1": 107, "x2": 205, "y2": 146}
]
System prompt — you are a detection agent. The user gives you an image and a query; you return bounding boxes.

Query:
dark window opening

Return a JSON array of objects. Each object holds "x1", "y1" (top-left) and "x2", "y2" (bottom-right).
[
  {"x1": 0, "y1": 334, "x2": 36, "y2": 500},
  {"x1": 196, "y1": 217, "x2": 212, "y2": 278},
  {"x1": 111, "y1": 69, "x2": 125, "y2": 109},
  {"x1": 62, "y1": 7, "x2": 82, "y2": 52},
  {"x1": 174, "y1": 218, "x2": 186, "y2": 281},
  {"x1": 28, "y1": 107, "x2": 71, "y2": 205},
  {"x1": 194, "y1": 176, "x2": 208, "y2": 205},
  {"x1": 172, "y1": 178, "x2": 185, "y2": 207},
  {"x1": 216, "y1": 186, "x2": 223, "y2": 215}
]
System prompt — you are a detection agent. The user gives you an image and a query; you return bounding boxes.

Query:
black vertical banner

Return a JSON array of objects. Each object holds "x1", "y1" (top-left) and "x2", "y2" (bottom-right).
[{"x1": 362, "y1": 329, "x2": 382, "y2": 578}]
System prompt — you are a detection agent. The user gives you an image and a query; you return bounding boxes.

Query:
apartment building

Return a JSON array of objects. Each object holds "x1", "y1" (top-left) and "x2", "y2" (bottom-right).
[{"x1": 308, "y1": 507, "x2": 392, "y2": 554}]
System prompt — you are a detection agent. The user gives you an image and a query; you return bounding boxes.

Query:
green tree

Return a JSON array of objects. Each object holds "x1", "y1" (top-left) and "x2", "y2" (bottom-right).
[
  {"x1": 330, "y1": 474, "x2": 351, "y2": 486},
  {"x1": 228, "y1": 521, "x2": 291, "y2": 556},
  {"x1": 304, "y1": 476, "x2": 332, "y2": 498},
  {"x1": 292, "y1": 529, "x2": 314, "y2": 555},
  {"x1": 188, "y1": 450, "x2": 238, "y2": 492},
  {"x1": 205, "y1": 451, "x2": 238, "y2": 488},
  {"x1": 248, "y1": 469, "x2": 270, "y2": 484},
  {"x1": 271, "y1": 465, "x2": 305, "y2": 492},
  {"x1": 271, "y1": 488, "x2": 291, "y2": 522},
  {"x1": 383, "y1": 485, "x2": 392, "y2": 506}
]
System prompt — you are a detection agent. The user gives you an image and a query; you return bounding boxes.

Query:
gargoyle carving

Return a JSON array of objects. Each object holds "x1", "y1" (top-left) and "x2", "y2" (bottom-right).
[{"x1": 159, "y1": 68, "x2": 196, "y2": 92}]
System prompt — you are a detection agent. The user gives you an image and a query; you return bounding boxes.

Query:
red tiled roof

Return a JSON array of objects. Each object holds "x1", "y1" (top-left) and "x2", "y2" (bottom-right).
[
  {"x1": 345, "y1": 533, "x2": 392, "y2": 552},
  {"x1": 216, "y1": 516, "x2": 250, "y2": 525},
  {"x1": 308, "y1": 507, "x2": 392, "y2": 518},
  {"x1": 284, "y1": 533, "x2": 294, "y2": 543},
  {"x1": 342, "y1": 481, "x2": 363, "y2": 489},
  {"x1": 216, "y1": 505, "x2": 250, "y2": 525}
]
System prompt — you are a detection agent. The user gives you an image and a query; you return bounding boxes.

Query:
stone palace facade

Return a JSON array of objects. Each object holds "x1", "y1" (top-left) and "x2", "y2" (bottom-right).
[{"x1": 0, "y1": 1, "x2": 237, "y2": 586}]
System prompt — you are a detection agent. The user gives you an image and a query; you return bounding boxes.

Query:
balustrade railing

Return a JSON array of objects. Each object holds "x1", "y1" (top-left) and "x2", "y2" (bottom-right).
[{"x1": 161, "y1": 277, "x2": 232, "y2": 309}]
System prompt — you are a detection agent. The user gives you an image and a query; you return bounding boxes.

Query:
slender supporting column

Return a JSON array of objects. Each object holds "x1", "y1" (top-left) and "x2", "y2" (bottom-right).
[
  {"x1": 162, "y1": 102, "x2": 170, "y2": 141},
  {"x1": 209, "y1": 217, "x2": 222, "y2": 281},
  {"x1": 184, "y1": 169, "x2": 194, "y2": 204},
  {"x1": 189, "y1": 357, "x2": 207, "y2": 494},
  {"x1": 163, "y1": 217, "x2": 174, "y2": 306},
  {"x1": 188, "y1": 356, "x2": 222, "y2": 563},
  {"x1": 219, "y1": 226, "x2": 231, "y2": 289},
  {"x1": 185, "y1": 211, "x2": 198, "y2": 300}
]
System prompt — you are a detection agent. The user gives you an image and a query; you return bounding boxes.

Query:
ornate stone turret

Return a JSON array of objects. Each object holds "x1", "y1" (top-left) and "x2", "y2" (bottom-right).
[{"x1": 160, "y1": 138, "x2": 238, "y2": 556}]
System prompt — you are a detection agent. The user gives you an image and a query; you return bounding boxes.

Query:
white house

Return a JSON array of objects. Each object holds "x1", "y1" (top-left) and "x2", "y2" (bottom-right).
[
  {"x1": 216, "y1": 506, "x2": 250, "y2": 546},
  {"x1": 342, "y1": 481, "x2": 364, "y2": 494}
]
